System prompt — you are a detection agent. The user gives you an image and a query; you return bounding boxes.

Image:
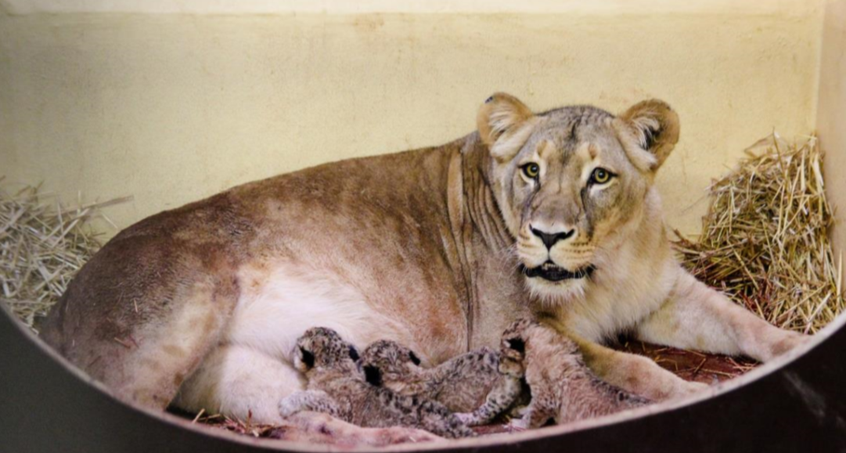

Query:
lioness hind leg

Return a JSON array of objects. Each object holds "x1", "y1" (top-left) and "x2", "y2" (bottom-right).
[
  {"x1": 636, "y1": 271, "x2": 809, "y2": 362},
  {"x1": 173, "y1": 344, "x2": 305, "y2": 424},
  {"x1": 39, "y1": 234, "x2": 243, "y2": 412}
]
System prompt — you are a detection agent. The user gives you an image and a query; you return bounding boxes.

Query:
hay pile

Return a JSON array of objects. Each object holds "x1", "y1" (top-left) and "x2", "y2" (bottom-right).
[
  {"x1": 0, "y1": 182, "x2": 129, "y2": 332},
  {"x1": 675, "y1": 134, "x2": 844, "y2": 334}
]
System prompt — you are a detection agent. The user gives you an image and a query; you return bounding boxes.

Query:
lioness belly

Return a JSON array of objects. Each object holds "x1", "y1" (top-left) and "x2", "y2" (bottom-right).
[
  {"x1": 225, "y1": 260, "x2": 418, "y2": 360},
  {"x1": 174, "y1": 260, "x2": 422, "y2": 422}
]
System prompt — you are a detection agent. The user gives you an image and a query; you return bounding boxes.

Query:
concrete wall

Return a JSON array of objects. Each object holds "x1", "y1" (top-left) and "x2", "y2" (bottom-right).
[
  {"x1": 0, "y1": 1, "x2": 825, "y2": 238},
  {"x1": 0, "y1": 0, "x2": 825, "y2": 15},
  {"x1": 817, "y1": 0, "x2": 846, "y2": 280}
]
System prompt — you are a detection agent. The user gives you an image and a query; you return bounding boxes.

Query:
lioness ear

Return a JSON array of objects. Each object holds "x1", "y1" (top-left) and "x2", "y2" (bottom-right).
[
  {"x1": 477, "y1": 92, "x2": 536, "y2": 161},
  {"x1": 615, "y1": 99, "x2": 680, "y2": 172}
]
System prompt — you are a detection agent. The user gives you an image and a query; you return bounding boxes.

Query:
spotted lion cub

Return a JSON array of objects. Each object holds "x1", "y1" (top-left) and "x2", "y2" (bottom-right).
[
  {"x1": 360, "y1": 340, "x2": 524, "y2": 426},
  {"x1": 502, "y1": 319, "x2": 652, "y2": 428},
  {"x1": 278, "y1": 327, "x2": 473, "y2": 439}
]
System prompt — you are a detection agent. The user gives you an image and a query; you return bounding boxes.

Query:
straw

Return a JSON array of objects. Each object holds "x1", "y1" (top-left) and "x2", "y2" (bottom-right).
[
  {"x1": 0, "y1": 183, "x2": 130, "y2": 333},
  {"x1": 674, "y1": 133, "x2": 844, "y2": 334}
]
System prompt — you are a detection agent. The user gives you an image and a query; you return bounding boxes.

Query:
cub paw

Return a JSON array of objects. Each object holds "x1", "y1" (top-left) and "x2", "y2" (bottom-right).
[
  {"x1": 508, "y1": 404, "x2": 530, "y2": 419},
  {"x1": 278, "y1": 394, "x2": 305, "y2": 419},
  {"x1": 454, "y1": 412, "x2": 478, "y2": 426},
  {"x1": 506, "y1": 416, "x2": 529, "y2": 431}
]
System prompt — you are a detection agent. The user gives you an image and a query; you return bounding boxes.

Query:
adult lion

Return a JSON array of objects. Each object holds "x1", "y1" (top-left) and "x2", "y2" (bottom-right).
[{"x1": 41, "y1": 93, "x2": 806, "y2": 425}]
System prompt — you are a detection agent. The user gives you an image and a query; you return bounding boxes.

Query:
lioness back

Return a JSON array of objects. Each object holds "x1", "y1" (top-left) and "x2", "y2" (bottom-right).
[{"x1": 40, "y1": 142, "x2": 481, "y2": 410}]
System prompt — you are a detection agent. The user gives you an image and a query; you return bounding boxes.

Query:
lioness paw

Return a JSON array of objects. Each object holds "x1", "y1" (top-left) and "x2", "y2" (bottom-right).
[
  {"x1": 769, "y1": 332, "x2": 812, "y2": 359},
  {"x1": 681, "y1": 381, "x2": 709, "y2": 397}
]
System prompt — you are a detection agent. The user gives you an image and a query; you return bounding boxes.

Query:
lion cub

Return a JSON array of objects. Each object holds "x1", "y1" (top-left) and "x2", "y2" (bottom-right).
[
  {"x1": 360, "y1": 340, "x2": 524, "y2": 426},
  {"x1": 502, "y1": 319, "x2": 651, "y2": 428},
  {"x1": 278, "y1": 327, "x2": 472, "y2": 439}
]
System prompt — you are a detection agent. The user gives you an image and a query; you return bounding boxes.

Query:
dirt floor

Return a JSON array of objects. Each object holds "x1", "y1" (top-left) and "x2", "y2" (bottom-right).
[{"x1": 177, "y1": 341, "x2": 759, "y2": 439}]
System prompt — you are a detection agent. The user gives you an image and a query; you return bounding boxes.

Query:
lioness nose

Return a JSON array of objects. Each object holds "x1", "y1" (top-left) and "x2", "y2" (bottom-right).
[{"x1": 530, "y1": 227, "x2": 575, "y2": 249}]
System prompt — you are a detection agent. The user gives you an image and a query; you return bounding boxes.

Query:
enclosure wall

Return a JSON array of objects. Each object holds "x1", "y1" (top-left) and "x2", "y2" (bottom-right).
[
  {"x1": 818, "y1": 0, "x2": 846, "y2": 277},
  {"x1": 0, "y1": 1, "x2": 824, "y2": 238}
]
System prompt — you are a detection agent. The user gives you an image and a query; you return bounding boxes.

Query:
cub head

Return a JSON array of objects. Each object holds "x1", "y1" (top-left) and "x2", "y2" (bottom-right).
[
  {"x1": 478, "y1": 93, "x2": 680, "y2": 302},
  {"x1": 292, "y1": 327, "x2": 360, "y2": 374},
  {"x1": 360, "y1": 339, "x2": 424, "y2": 387}
]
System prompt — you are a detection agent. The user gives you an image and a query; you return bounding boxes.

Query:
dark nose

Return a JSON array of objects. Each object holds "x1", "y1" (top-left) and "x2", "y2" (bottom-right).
[{"x1": 531, "y1": 227, "x2": 575, "y2": 249}]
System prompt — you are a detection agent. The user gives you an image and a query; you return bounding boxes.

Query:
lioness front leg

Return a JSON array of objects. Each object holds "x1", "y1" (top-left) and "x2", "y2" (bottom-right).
[
  {"x1": 636, "y1": 271, "x2": 809, "y2": 362},
  {"x1": 573, "y1": 337, "x2": 707, "y2": 401}
]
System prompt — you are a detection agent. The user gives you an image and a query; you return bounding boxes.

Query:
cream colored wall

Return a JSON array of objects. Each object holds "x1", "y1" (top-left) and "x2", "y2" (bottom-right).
[
  {"x1": 0, "y1": 0, "x2": 824, "y2": 15},
  {"x1": 0, "y1": 4, "x2": 824, "y2": 239},
  {"x1": 818, "y1": 0, "x2": 846, "y2": 278}
]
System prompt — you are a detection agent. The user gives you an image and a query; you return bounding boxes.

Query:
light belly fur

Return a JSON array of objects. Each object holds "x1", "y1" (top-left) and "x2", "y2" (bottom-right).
[
  {"x1": 224, "y1": 260, "x2": 417, "y2": 364},
  {"x1": 173, "y1": 260, "x2": 417, "y2": 420}
]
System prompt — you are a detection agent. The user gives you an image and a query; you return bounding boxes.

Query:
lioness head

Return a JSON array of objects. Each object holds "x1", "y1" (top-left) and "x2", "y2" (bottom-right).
[{"x1": 478, "y1": 93, "x2": 679, "y2": 302}]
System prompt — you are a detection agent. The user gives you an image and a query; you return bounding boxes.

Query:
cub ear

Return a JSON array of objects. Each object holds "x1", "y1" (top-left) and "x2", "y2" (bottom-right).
[
  {"x1": 506, "y1": 338, "x2": 525, "y2": 354},
  {"x1": 477, "y1": 92, "x2": 536, "y2": 161},
  {"x1": 348, "y1": 345, "x2": 360, "y2": 362},
  {"x1": 615, "y1": 99, "x2": 680, "y2": 172},
  {"x1": 363, "y1": 365, "x2": 383, "y2": 386},
  {"x1": 299, "y1": 346, "x2": 315, "y2": 370}
]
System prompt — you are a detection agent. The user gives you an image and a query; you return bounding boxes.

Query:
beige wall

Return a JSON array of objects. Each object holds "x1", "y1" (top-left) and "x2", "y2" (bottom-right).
[
  {"x1": 0, "y1": 4, "x2": 824, "y2": 239},
  {"x1": 0, "y1": 0, "x2": 824, "y2": 15},
  {"x1": 818, "y1": 0, "x2": 846, "y2": 279}
]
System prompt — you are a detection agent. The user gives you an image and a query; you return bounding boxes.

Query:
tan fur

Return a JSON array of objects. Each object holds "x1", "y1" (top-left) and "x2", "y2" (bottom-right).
[{"x1": 41, "y1": 93, "x2": 808, "y2": 427}]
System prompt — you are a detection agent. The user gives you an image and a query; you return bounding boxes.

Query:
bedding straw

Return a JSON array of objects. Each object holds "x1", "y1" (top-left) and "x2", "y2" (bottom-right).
[
  {"x1": 0, "y1": 182, "x2": 130, "y2": 332},
  {"x1": 674, "y1": 133, "x2": 844, "y2": 334}
]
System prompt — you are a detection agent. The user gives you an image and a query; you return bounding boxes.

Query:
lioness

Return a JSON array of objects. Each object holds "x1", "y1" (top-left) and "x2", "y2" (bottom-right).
[{"x1": 40, "y1": 93, "x2": 807, "y2": 426}]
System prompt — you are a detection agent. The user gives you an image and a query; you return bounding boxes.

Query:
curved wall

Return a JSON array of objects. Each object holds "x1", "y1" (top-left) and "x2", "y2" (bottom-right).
[{"x1": 0, "y1": 1, "x2": 824, "y2": 239}]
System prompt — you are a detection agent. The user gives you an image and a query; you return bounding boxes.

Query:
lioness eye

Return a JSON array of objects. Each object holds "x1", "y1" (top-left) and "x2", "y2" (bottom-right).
[
  {"x1": 590, "y1": 167, "x2": 613, "y2": 184},
  {"x1": 522, "y1": 163, "x2": 540, "y2": 179}
]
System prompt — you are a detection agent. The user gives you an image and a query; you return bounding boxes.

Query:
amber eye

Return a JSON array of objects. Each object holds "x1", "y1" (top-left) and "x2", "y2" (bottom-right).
[
  {"x1": 522, "y1": 163, "x2": 540, "y2": 179},
  {"x1": 590, "y1": 167, "x2": 612, "y2": 184}
]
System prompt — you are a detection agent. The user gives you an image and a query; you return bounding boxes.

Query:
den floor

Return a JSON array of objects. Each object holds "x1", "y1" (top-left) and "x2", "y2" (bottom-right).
[{"x1": 171, "y1": 340, "x2": 758, "y2": 440}]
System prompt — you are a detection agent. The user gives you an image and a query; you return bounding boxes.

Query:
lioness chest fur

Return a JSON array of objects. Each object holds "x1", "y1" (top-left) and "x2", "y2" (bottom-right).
[{"x1": 40, "y1": 93, "x2": 806, "y2": 424}]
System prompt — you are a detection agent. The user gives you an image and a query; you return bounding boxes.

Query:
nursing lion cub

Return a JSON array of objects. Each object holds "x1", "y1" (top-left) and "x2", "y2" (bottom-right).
[{"x1": 41, "y1": 93, "x2": 806, "y2": 426}]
